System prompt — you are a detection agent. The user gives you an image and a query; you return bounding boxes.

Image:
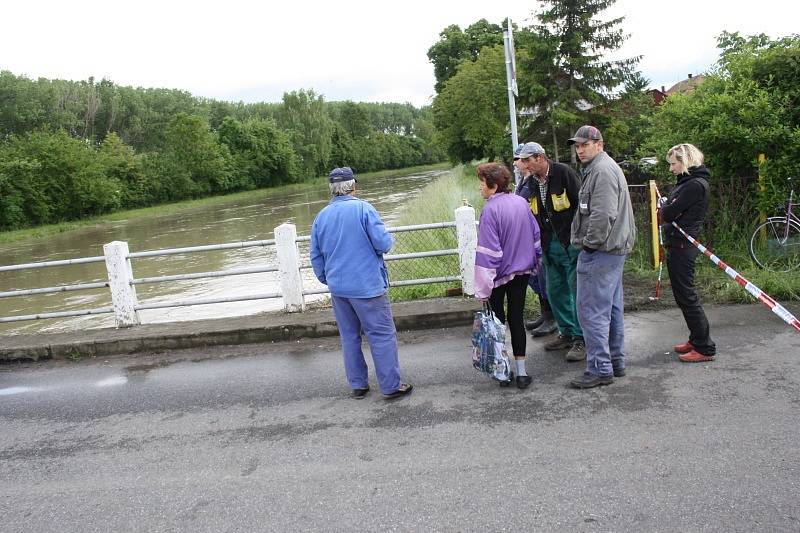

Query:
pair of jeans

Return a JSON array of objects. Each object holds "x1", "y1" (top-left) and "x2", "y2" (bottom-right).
[
  {"x1": 331, "y1": 293, "x2": 402, "y2": 394},
  {"x1": 666, "y1": 246, "x2": 716, "y2": 355},
  {"x1": 489, "y1": 274, "x2": 530, "y2": 357},
  {"x1": 576, "y1": 251, "x2": 626, "y2": 376},
  {"x1": 544, "y1": 240, "x2": 582, "y2": 338}
]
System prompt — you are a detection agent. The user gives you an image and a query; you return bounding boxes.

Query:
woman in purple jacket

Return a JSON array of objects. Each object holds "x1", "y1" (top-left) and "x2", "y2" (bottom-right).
[{"x1": 475, "y1": 162, "x2": 542, "y2": 389}]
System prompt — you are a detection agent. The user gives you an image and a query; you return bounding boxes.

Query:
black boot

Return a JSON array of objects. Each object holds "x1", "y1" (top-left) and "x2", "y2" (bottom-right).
[{"x1": 531, "y1": 298, "x2": 557, "y2": 337}]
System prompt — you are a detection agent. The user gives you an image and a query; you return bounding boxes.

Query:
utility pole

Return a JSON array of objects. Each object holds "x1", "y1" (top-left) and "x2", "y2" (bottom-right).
[{"x1": 503, "y1": 17, "x2": 519, "y2": 158}]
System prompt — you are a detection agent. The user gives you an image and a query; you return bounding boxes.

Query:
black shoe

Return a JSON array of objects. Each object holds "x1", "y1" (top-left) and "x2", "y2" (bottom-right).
[
  {"x1": 525, "y1": 316, "x2": 545, "y2": 331},
  {"x1": 531, "y1": 319, "x2": 558, "y2": 338},
  {"x1": 612, "y1": 366, "x2": 626, "y2": 377},
  {"x1": 351, "y1": 387, "x2": 369, "y2": 399},
  {"x1": 516, "y1": 375, "x2": 532, "y2": 389},
  {"x1": 499, "y1": 371, "x2": 515, "y2": 387},
  {"x1": 383, "y1": 383, "x2": 413, "y2": 400},
  {"x1": 570, "y1": 371, "x2": 613, "y2": 389}
]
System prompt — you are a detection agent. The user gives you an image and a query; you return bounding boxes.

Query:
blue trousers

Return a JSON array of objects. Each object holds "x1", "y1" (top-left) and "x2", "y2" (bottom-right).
[
  {"x1": 576, "y1": 251, "x2": 626, "y2": 377},
  {"x1": 331, "y1": 293, "x2": 401, "y2": 394},
  {"x1": 528, "y1": 260, "x2": 548, "y2": 301}
]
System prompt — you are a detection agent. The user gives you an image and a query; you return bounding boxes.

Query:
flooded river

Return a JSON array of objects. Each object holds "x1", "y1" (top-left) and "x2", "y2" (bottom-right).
[{"x1": 0, "y1": 168, "x2": 451, "y2": 335}]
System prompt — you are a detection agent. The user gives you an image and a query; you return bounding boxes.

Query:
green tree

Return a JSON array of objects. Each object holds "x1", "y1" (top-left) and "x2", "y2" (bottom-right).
[
  {"x1": 641, "y1": 32, "x2": 800, "y2": 208},
  {"x1": 276, "y1": 89, "x2": 334, "y2": 177},
  {"x1": 2, "y1": 130, "x2": 121, "y2": 221},
  {"x1": 162, "y1": 113, "x2": 231, "y2": 196},
  {"x1": 525, "y1": 0, "x2": 639, "y2": 163},
  {"x1": 591, "y1": 73, "x2": 656, "y2": 161},
  {"x1": 432, "y1": 45, "x2": 509, "y2": 162},
  {"x1": 427, "y1": 19, "x2": 505, "y2": 93},
  {"x1": 218, "y1": 116, "x2": 301, "y2": 188}
]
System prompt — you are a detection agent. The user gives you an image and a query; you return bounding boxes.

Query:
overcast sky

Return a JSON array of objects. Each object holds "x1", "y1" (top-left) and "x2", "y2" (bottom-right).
[{"x1": 3, "y1": 0, "x2": 798, "y2": 107}]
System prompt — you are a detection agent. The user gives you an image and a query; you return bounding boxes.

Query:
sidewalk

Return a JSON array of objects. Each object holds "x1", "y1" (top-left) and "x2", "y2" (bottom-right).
[{"x1": 0, "y1": 297, "x2": 482, "y2": 362}]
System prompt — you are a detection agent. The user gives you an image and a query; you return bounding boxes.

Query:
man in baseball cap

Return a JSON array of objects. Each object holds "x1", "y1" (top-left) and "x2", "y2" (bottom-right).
[
  {"x1": 513, "y1": 142, "x2": 557, "y2": 337},
  {"x1": 567, "y1": 125, "x2": 636, "y2": 389},
  {"x1": 310, "y1": 166, "x2": 413, "y2": 400},
  {"x1": 567, "y1": 125, "x2": 603, "y2": 145}
]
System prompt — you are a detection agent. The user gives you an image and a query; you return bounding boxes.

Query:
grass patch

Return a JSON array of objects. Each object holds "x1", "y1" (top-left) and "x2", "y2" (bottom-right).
[{"x1": 388, "y1": 164, "x2": 484, "y2": 302}]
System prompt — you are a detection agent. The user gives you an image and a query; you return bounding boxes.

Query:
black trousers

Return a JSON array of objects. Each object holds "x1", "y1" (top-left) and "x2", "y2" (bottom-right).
[
  {"x1": 666, "y1": 246, "x2": 716, "y2": 355},
  {"x1": 489, "y1": 274, "x2": 530, "y2": 357}
]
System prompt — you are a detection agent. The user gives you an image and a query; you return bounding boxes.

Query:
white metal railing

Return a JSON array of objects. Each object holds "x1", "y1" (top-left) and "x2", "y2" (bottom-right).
[{"x1": 0, "y1": 206, "x2": 478, "y2": 328}]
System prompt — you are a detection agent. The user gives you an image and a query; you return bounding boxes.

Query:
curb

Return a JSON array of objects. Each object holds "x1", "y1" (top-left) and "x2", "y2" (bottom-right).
[{"x1": 0, "y1": 299, "x2": 480, "y2": 363}]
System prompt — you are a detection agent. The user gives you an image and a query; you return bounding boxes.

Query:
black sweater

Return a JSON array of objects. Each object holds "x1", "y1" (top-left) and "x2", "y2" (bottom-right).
[
  {"x1": 661, "y1": 165, "x2": 711, "y2": 247},
  {"x1": 529, "y1": 160, "x2": 582, "y2": 249}
]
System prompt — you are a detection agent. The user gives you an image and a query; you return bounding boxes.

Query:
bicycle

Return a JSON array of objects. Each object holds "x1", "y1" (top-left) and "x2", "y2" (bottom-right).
[{"x1": 749, "y1": 178, "x2": 800, "y2": 272}]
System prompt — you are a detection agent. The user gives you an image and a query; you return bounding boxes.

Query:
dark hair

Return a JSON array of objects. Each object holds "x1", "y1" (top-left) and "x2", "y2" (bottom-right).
[{"x1": 477, "y1": 162, "x2": 511, "y2": 193}]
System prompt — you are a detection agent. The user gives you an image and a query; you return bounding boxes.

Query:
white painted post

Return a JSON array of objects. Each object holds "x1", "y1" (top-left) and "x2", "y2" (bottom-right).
[
  {"x1": 275, "y1": 223, "x2": 305, "y2": 312},
  {"x1": 103, "y1": 241, "x2": 140, "y2": 327},
  {"x1": 455, "y1": 206, "x2": 477, "y2": 296}
]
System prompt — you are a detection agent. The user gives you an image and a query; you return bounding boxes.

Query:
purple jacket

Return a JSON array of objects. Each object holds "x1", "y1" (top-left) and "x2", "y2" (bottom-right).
[{"x1": 475, "y1": 192, "x2": 542, "y2": 299}]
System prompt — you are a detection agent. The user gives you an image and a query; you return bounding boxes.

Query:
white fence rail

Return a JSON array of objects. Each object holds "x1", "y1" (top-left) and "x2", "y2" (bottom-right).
[{"x1": 0, "y1": 206, "x2": 478, "y2": 328}]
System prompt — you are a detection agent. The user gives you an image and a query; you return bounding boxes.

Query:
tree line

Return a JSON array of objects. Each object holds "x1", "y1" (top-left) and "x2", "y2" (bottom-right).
[
  {"x1": 428, "y1": 0, "x2": 800, "y2": 209},
  {"x1": 0, "y1": 75, "x2": 445, "y2": 231}
]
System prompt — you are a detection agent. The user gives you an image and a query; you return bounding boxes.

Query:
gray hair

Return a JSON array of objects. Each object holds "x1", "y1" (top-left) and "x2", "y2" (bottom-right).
[{"x1": 329, "y1": 179, "x2": 356, "y2": 196}]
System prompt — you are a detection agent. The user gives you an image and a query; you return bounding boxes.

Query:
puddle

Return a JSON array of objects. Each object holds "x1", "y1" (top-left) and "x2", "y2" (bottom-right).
[
  {"x1": 95, "y1": 376, "x2": 128, "y2": 387},
  {"x1": 0, "y1": 386, "x2": 35, "y2": 396}
]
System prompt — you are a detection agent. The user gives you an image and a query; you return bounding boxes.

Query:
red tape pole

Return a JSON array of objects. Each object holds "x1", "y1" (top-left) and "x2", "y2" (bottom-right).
[{"x1": 655, "y1": 185, "x2": 800, "y2": 332}]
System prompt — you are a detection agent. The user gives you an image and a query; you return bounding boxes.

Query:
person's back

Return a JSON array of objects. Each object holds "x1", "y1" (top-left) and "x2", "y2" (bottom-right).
[
  {"x1": 309, "y1": 167, "x2": 412, "y2": 400},
  {"x1": 478, "y1": 192, "x2": 540, "y2": 282},
  {"x1": 311, "y1": 196, "x2": 392, "y2": 299}
]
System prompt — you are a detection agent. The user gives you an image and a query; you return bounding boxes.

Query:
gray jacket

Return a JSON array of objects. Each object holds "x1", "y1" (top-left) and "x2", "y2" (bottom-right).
[{"x1": 570, "y1": 151, "x2": 636, "y2": 254}]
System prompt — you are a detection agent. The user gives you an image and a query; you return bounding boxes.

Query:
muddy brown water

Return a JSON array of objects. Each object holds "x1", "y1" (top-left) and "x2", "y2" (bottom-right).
[{"x1": 0, "y1": 169, "x2": 450, "y2": 335}]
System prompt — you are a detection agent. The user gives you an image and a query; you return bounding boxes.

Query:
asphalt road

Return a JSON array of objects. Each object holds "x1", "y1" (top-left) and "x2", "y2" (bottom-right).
[{"x1": 1, "y1": 303, "x2": 799, "y2": 532}]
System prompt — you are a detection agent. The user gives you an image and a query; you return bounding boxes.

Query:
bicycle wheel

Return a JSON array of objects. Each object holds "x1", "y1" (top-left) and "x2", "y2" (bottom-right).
[{"x1": 749, "y1": 218, "x2": 800, "y2": 271}]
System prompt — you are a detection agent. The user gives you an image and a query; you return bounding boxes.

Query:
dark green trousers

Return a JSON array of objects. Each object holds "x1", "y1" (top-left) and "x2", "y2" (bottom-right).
[{"x1": 544, "y1": 240, "x2": 583, "y2": 338}]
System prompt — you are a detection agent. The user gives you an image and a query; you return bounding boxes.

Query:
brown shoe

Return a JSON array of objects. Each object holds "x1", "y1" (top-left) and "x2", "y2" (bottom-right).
[
  {"x1": 674, "y1": 342, "x2": 694, "y2": 354},
  {"x1": 565, "y1": 338, "x2": 586, "y2": 362},
  {"x1": 678, "y1": 350, "x2": 715, "y2": 363},
  {"x1": 544, "y1": 334, "x2": 573, "y2": 351}
]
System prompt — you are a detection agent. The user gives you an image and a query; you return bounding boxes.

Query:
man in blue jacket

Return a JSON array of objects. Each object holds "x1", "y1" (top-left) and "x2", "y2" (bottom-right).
[{"x1": 310, "y1": 167, "x2": 413, "y2": 400}]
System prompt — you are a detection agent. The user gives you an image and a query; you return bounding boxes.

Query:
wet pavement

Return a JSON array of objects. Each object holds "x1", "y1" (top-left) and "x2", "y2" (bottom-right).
[{"x1": 1, "y1": 303, "x2": 799, "y2": 532}]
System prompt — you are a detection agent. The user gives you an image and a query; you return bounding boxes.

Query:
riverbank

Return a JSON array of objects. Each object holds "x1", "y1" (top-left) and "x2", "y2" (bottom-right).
[{"x1": 0, "y1": 162, "x2": 452, "y2": 245}]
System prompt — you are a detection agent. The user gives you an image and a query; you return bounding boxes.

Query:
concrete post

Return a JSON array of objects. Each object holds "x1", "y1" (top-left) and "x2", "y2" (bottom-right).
[
  {"x1": 275, "y1": 223, "x2": 305, "y2": 312},
  {"x1": 103, "y1": 241, "x2": 140, "y2": 327},
  {"x1": 455, "y1": 206, "x2": 477, "y2": 296}
]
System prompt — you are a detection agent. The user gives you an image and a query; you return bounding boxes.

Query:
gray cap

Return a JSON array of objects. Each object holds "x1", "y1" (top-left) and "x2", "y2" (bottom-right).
[
  {"x1": 512, "y1": 143, "x2": 525, "y2": 159},
  {"x1": 567, "y1": 125, "x2": 603, "y2": 145},
  {"x1": 517, "y1": 142, "x2": 545, "y2": 159}
]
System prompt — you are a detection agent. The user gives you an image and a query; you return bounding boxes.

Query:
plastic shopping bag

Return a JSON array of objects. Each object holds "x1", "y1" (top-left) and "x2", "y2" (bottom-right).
[{"x1": 471, "y1": 302, "x2": 512, "y2": 382}]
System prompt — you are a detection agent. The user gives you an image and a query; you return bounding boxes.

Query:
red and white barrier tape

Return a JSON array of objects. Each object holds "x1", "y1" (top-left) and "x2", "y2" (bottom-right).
[
  {"x1": 669, "y1": 223, "x2": 800, "y2": 332},
  {"x1": 655, "y1": 184, "x2": 800, "y2": 332}
]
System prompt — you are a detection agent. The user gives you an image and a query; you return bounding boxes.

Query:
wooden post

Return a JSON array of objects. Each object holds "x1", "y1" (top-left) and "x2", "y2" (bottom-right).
[{"x1": 649, "y1": 180, "x2": 660, "y2": 270}]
